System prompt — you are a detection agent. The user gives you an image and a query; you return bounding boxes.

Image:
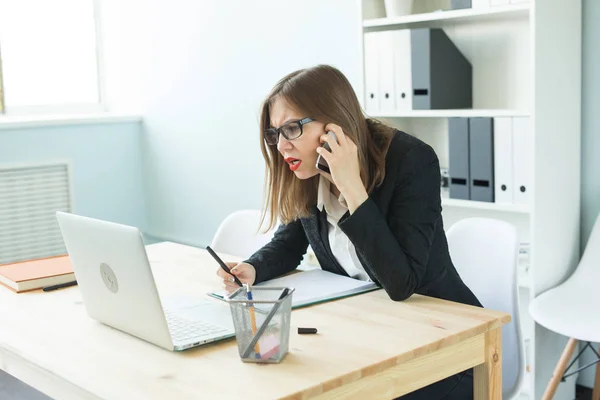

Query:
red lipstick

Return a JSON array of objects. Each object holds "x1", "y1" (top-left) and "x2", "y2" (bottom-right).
[{"x1": 285, "y1": 157, "x2": 302, "y2": 171}]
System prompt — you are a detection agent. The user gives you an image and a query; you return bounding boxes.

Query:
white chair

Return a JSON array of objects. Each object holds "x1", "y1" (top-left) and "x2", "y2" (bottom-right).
[
  {"x1": 446, "y1": 217, "x2": 525, "y2": 400},
  {"x1": 210, "y1": 209, "x2": 279, "y2": 259},
  {"x1": 529, "y1": 213, "x2": 600, "y2": 400}
]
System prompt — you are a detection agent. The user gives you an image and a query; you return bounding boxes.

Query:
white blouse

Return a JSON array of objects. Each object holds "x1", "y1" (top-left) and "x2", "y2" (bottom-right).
[{"x1": 316, "y1": 176, "x2": 372, "y2": 282}]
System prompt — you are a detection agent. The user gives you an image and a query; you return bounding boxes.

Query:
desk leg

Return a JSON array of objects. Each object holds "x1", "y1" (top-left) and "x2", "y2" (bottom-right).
[{"x1": 474, "y1": 328, "x2": 502, "y2": 400}]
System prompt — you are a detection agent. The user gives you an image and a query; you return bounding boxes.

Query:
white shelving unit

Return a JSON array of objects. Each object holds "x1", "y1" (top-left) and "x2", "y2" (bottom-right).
[
  {"x1": 363, "y1": 3, "x2": 530, "y2": 29},
  {"x1": 369, "y1": 109, "x2": 529, "y2": 118},
  {"x1": 442, "y1": 197, "x2": 530, "y2": 214},
  {"x1": 358, "y1": 1, "x2": 581, "y2": 399}
]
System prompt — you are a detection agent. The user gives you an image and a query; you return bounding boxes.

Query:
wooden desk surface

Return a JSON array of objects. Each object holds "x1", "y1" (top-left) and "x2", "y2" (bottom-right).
[{"x1": 0, "y1": 242, "x2": 510, "y2": 400}]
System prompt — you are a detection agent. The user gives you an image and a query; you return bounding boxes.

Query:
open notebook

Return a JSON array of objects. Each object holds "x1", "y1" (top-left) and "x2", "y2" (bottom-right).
[{"x1": 208, "y1": 269, "x2": 380, "y2": 308}]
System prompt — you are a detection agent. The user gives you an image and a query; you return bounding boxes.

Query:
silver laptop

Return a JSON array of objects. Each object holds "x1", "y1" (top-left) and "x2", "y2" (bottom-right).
[{"x1": 55, "y1": 211, "x2": 235, "y2": 351}]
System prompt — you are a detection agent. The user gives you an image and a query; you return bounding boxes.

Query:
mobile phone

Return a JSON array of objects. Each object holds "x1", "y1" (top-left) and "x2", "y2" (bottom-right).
[{"x1": 316, "y1": 131, "x2": 338, "y2": 174}]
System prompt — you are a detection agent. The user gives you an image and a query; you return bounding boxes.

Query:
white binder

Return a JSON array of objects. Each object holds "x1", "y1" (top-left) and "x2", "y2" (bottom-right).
[
  {"x1": 493, "y1": 117, "x2": 514, "y2": 203},
  {"x1": 392, "y1": 30, "x2": 412, "y2": 112},
  {"x1": 378, "y1": 31, "x2": 396, "y2": 112},
  {"x1": 512, "y1": 116, "x2": 532, "y2": 205},
  {"x1": 471, "y1": 0, "x2": 490, "y2": 8},
  {"x1": 363, "y1": 32, "x2": 380, "y2": 113}
]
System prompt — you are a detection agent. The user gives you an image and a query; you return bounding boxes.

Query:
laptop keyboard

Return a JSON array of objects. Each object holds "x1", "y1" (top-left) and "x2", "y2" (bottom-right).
[{"x1": 164, "y1": 309, "x2": 230, "y2": 342}]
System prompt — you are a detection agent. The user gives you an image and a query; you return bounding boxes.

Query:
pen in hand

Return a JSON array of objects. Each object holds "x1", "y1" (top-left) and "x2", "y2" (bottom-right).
[{"x1": 206, "y1": 246, "x2": 243, "y2": 286}]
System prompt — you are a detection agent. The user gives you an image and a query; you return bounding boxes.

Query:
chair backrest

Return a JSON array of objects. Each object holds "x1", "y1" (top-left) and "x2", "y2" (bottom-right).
[
  {"x1": 569, "y1": 212, "x2": 600, "y2": 285},
  {"x1": 446, "y1": 217, "x2": 524, "y2": 399},
  {"x1": 210, "y1": 209, "x2": 279, "y2": 259}
]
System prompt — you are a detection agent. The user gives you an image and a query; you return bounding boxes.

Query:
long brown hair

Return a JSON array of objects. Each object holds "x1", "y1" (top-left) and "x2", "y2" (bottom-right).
[{"x1": 259, "y1": 64, "x2": 395, "y2": 230}]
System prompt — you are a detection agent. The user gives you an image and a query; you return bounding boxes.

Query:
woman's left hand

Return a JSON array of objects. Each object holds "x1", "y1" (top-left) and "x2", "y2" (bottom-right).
[{"x1": 317, "y1": 123, "x2": 369, "y2": 213}]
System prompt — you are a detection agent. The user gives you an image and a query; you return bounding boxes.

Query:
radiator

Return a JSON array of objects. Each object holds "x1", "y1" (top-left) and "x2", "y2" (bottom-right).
[{"x1": 0, "y1": 162, "x2": 73, "y2": 265}]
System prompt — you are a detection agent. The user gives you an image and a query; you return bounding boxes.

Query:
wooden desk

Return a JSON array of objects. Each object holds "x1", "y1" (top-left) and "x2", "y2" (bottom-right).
[{"x1": 0, "y1": 242, "x2": 510, "y2": 399}]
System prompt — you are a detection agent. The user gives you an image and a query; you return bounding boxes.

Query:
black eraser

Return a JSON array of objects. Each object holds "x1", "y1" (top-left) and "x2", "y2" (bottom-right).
[{"x1": 298, "y1": 327, "x2": 318, "y2": 334}]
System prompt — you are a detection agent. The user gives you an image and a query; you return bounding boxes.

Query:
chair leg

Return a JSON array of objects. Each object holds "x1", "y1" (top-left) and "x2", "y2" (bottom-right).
[
  {"x1": 542, "y1": 338, "x2": 579, "y2": 400},
  {"x1": 593, "y1": 344, "x2": 600, "y2": 400}
]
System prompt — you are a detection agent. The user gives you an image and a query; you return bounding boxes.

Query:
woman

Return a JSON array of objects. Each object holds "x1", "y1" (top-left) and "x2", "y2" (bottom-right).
[{"x1": 216, "y1": 64, "x2": 482, "y2": 399}]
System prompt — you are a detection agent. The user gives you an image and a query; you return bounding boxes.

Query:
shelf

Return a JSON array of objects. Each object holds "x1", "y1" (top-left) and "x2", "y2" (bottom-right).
[
  {"x1": 358, "y1": 0, "x2": 584, "y2": 398},
  {"x1": 518, "y1": 271, "x2": 531, "y2": 289},
  {"x1": 363, "y1": 4, "x2": 530, "y2": 31},
  {"x1": 442, "y1": 198, "x2": 530, "y2": 214},
  {"x1": 369, "y1": 109, "x2": 529, "y2": 118}
]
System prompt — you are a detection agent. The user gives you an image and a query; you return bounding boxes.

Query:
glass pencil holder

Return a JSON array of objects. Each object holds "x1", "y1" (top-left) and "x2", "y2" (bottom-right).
[{"x1": 225, "y1": 285, "x2": 294, "y2": 363}]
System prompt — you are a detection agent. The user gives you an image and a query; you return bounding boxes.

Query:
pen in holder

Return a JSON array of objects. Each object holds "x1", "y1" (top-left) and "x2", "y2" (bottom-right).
[{"x1": 225, "y1": 286, "x2": 294, "y2": 363}]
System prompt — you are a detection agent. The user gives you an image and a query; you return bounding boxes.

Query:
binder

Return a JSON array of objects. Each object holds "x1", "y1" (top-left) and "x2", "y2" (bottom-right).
[
  {"x1": 363, "y1": 32, "x2": 380, "y2": 113},
  {"x1": 378, "y1": 31, "x2": 396, "y2": 112},
  {"x1": 448, "y1": 118, "x2": 470, "y2": 200},
  {"x1": 512, "y1": 116, "x2": 532, "y2": 205},
  {"x1": 451, "y1": 0, "x2": 471, "y2": 9},
  {"x1": 362, "y1": 0, "x2": 386, "y2": 19},
  {"x1": 494, "y1": 117, "x2": 513, "y2": 203},
  {"x1": 392, "y1": 30, "x2": 412, "y2": 112},
  {"x1": 469, "y1": 117, "x2": 494, "y2": 202},
  {"x1": 471, "y1": 0, "x2": 490, "y2": 8},
  {"x1": 410, "y1": 28, "x2": 472, "y2": 110}
]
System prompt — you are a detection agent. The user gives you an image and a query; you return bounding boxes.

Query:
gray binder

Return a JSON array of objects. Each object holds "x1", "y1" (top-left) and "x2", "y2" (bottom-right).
[
  {"x1": 410, "y1": 28, "x2": 472, "y2": 110},
  {"x1": 448, "y1": 118, "x2": 470, "y2": 200},
  {"x1": 451, "y1": 0, "x2": 471, "y2": 9},
  {"x1": 469, "y1": 117, "x2": 495, "y2": 202}
]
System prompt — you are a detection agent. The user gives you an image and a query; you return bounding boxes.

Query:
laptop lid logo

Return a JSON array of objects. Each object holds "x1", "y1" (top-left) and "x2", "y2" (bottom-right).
[{"x1": 100, "y1": 263, "x2": 119, "y2": 293}]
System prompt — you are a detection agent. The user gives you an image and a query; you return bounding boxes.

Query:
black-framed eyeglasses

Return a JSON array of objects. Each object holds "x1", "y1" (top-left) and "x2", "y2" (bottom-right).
[{"x1": 264, "y1": 117, "x2": 314, "y2": 145}]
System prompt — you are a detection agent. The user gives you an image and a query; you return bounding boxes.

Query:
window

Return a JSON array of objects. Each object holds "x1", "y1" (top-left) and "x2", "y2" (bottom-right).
[
  {"x1": 0, "y1": 0, "x2": 102, "y2": 115},
  {"x1": 0, "y1": 54, "x2": 4, "y2": 113}
]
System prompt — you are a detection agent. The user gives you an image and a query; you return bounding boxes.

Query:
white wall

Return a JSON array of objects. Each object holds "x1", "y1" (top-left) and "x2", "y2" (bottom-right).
[
  {"x1": 0, "y1": 121, "x2": 147, "y2": 233},
  {"x1": 100, "y1": 0, "x2": 362, "y2": 246}
]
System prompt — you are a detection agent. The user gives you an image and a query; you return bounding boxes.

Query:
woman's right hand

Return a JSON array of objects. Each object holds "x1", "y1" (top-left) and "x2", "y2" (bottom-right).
[{"x1": 216, "y1": 262, "x2": 256, "y2": 293}]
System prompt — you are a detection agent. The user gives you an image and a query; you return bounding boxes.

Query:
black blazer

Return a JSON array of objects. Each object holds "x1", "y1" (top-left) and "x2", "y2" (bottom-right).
[{"x1": 245, "y1": 130, "x2": 482, "y2": 308}]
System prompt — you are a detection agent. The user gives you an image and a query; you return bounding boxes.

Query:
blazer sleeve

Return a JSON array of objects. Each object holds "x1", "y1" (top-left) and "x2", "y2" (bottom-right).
[
  {"x1": 244, "y1": 218, "x2": 309, "y2": 284},
  {"x1": 338, "y1": 144, "x2": 442, "y2": 301}
]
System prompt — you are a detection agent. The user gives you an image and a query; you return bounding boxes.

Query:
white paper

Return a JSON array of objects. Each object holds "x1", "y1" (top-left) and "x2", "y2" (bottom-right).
[{"x1": 210, "y1": 269, "x2": 379, "y2": 308}]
